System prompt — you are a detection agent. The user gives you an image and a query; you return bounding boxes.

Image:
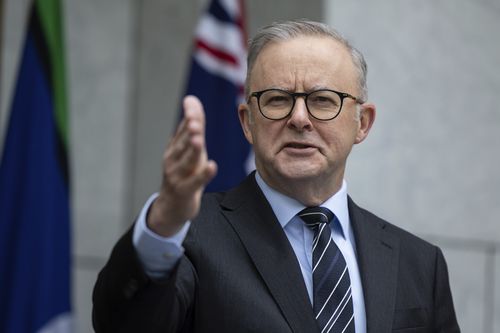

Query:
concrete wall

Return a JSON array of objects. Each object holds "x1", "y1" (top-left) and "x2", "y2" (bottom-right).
[
  {"x1": 2, "y1": 0, "x2": 498, "y2": 332},
  {"x1": 1, "y1": 0, "x2": 137, "y2": 332},
  {"x1": 1, "y1": 1, "x2": 321, "y2": 332},
  {"x1": 325, "y1": 1, "x2": 500, "y2": 332},
  {"x1": 66, "y1": 1, "x2": 137, "y2": 331},
  {"x1": 130, "y1": 0, "x2": 323, "y2": 216}
]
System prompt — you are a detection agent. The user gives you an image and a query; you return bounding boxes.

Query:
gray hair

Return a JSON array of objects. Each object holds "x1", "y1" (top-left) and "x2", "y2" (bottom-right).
[{"x1": 245, "y1": 19, "x2": 368, "y2": 102}]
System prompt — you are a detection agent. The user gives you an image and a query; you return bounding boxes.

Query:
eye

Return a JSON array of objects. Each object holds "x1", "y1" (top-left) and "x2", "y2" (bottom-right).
[
  {"x1": 261, "y1": 91, "x2": 292, "y2": 107},
  {"x1": 308, "y1": 91, "x2": 340, "y2": 109}
]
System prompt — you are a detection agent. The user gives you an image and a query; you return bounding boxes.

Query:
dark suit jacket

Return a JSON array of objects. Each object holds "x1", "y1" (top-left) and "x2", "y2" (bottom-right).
[{"x1": 93, "y1": 174, "x2": 460, "y2": 332}]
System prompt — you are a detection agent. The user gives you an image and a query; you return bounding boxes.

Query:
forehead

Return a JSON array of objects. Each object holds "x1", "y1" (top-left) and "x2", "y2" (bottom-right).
[{"x1": 249, "y1": 36, "x2": 358, "y2": 92}]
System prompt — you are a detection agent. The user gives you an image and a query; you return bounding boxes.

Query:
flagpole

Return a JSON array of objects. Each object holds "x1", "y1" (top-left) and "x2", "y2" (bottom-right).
[
  {"x1": 0, "y1": 0, "x2": 3, "y2": 53},
  {"x1": 0, "y1": 0, "x2": 4, "y2": 155},
  {"x1": 0, "y1": 0, "x2": 4, "y2": 102}
]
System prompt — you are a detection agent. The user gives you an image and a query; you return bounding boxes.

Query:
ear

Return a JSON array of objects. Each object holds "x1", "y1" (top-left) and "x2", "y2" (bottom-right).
[
  {"x1": 238, "y1": 103, "x2": 254, "y2": 144},
  {"x1": 355, "y1": 102, "x2": 376, "y2": 144}
]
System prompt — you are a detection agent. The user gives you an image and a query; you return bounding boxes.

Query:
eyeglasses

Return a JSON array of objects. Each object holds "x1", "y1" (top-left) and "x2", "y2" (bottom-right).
[{"x1": 248, "y1": 88, "x2": 364, "y2": 121}]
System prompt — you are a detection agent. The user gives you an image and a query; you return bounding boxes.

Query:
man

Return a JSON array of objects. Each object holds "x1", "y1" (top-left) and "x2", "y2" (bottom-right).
[{"x1": 93, "y1": 20, "x2": 460, "y2": 332}]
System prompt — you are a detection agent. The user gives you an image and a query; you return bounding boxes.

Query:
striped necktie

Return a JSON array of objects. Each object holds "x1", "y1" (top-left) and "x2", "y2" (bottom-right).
[{"x1": 298, "y1": 207, "x2": 355, "y2": 333}]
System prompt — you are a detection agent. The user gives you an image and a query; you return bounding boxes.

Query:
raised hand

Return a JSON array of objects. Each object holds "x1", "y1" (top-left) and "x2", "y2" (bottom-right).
[{"x1": 147, "y1": 95, "x2": 218, "y2": 237}]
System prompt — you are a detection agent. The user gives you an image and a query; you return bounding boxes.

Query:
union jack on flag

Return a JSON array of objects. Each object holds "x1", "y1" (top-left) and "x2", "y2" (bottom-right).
[{"x1": 184, "y1": 0, "x2": 253, "y2": 192}]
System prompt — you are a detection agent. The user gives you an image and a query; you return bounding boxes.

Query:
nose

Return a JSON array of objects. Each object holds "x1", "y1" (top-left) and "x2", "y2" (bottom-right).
[{"x1": 287, "y1": 97, "x2": 312, "y2": 131}]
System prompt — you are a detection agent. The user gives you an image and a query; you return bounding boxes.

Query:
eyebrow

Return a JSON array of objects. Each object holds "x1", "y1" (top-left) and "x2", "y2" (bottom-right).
[
  {"x1": 256, "y1": 84, "x2": 344, "y2": 93},
  {"x1": 308, "y1": 84, "x2": 342, "y2": 91}
]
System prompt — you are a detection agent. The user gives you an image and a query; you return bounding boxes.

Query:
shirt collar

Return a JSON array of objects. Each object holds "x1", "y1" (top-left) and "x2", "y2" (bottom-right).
[{"x1": 255, "y1": 172, "x2": 350, "y2": 239}]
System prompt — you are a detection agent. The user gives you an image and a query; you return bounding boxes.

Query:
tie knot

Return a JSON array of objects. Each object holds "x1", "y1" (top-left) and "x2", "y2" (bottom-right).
[{"x1": 298, "y1": 206, "x2": 334, "y2": 228}]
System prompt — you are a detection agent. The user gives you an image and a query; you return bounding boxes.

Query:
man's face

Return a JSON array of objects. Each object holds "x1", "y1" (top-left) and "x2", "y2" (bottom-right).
[{"x1": 239, "y1": 36, "x2": 374, "y2": 201}]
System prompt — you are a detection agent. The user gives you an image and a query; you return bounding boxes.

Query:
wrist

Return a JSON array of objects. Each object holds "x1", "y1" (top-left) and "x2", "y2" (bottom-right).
[{"x1": 146, "y1": 196, "x2": 186, "y2": 237}]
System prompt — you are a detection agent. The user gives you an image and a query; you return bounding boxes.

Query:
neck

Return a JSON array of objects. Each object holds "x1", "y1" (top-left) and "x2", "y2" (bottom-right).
[{"x1": 258, "y1": 171, "x2": 344, "y2": 207}]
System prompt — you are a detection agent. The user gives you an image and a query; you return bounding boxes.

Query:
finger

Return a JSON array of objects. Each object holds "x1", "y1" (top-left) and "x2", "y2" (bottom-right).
[
  {"x1": 166, "y1": 147, "x2": 199, "y2": 177},
  {"x1": 169, "y1": 117, "x2": 188, "y2": 146},
  {"x1": 165, "y1": 124, "x2": 210, "y2": 183},
  {"x1": 162, "y1": 95, "x2": 211, "y2": 190},
  {"x1": 168, "y1": 95, "x2": 207, "y2": 169},
  {"x1": 183, "y1": 95, "x2": 206, "y2": 130},
  {"x1": 167, "y1": 95, "x2": 205, "y2": 158},
  {"x1": 176, "y1": 159, "x2": 218, "y2": 194},
  {"x1": 168, "y1": 128, "x2": 206, "y2": 179},
  {"x1": 166, "y1": 116, "x2": 204, "y2": 163},
  {"x1": 163, "y1": 155, "x2": 217, "y2": 200},
  {"x1": 166, "y1": 122, "x2": 192, "y2": 161}
]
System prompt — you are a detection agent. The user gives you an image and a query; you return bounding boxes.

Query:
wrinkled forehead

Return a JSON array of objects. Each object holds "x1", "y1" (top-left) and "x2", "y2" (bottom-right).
[{"x1": 248, "y1": 36, "x2": 358, "y2": 92}]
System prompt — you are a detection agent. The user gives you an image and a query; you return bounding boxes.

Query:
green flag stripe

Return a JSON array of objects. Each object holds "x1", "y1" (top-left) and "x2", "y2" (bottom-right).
[
  {"x1": 35, "y1": 0, "x2": 68, "y2": 148},
  {"x1": 29, "y1": 1, "x2": 69, "y2": 185}
]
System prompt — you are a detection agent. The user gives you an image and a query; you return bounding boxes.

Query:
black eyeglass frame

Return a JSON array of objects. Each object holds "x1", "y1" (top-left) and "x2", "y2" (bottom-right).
[{"x1": 248, "y1": 88, "x2": 365, "y2": 121}]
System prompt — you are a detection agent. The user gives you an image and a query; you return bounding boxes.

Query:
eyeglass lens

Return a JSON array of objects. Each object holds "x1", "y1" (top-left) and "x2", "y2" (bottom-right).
[{"x1": 258, "y1": 89, "x2": 342, "y2": 120}]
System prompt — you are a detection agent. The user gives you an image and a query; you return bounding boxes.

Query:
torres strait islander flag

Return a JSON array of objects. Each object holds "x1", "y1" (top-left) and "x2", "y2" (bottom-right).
[
  {"x1": 0, "y1": 0, "x2": 72, "y2": 332},
  {"x1": 184, "y1": 0, "x2": 254, "y2": 192}
]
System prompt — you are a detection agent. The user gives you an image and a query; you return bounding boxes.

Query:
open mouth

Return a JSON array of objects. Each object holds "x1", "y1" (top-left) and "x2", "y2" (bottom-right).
[
  {"x1": 285, "y1": 142, "x2": 316, "y2": 149},
  {"x1": 282, "y1": 142, "x2": 318, "y2": 155},
  {"x1": 286, "y1": 142, "x2": 312, "y2": 149}
]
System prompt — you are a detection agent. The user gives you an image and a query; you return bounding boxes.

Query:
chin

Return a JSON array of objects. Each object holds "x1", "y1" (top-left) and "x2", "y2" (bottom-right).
[
  {"x1": 276, "y1": 163, "x2": 325, "y2": 181},
  {"x1": 257, "y1": 155, "x2": 326, "y2": 182}
]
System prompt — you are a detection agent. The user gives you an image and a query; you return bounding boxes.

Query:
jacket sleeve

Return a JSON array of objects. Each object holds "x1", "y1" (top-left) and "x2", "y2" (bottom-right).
[
  {"x1": 432, "y1": 247, "x2": 461, "y2": 332},
  {"x1": 92, "y1": 225, "x2": 197, "y2": 333}
]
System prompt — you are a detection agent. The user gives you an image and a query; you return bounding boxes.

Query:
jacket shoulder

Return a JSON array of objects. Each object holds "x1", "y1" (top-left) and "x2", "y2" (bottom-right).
[{"x1": 350, "y1": 197, "x2": 438, "y2": 253}]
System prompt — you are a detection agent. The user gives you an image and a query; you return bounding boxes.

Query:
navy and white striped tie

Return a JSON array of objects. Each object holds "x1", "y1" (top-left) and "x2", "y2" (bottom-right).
[{"x1": 298, "y1": 207, "x2": 355, "y2": 333}]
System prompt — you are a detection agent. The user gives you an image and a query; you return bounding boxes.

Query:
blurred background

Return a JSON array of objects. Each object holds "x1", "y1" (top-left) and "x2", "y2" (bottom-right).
[{"x1": 1, "y1": 0, "x2": 499, "y2": 332}]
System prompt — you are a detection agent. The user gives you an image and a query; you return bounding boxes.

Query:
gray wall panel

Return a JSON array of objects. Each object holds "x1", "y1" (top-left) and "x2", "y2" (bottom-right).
[{"x1": 326, "y1": 1, "x2": 500, "y2": 331}]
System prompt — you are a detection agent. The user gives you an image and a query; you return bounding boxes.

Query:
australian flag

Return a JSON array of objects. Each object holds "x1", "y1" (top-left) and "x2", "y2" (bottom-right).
[{"x1": 184, "y1": 0, "x2": 253, "y2": 192}]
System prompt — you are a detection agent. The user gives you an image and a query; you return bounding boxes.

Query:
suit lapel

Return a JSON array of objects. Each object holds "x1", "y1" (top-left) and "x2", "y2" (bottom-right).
[
  {"x1": 348, "y1": 198, "x2": 400, "y2": 333},
  {"x1": 220, "y1": 175, "x2": 319, "y2": 333}
]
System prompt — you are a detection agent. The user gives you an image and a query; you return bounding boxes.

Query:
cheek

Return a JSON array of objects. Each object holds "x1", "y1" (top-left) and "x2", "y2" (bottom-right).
[
  {"x1": 319, "y1": 122, "x2": 359, "y2": 153},
  {"x1": 252, "y1": 123, "x2": 282, "y2": 152}
]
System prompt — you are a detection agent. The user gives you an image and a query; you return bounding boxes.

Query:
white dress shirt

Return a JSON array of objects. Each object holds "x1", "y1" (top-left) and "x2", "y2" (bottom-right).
[
  {"x1": 254, "y1": 174, "x2": 366, "y2": 333},
  {"x1": 133, "y1": 172, "x2": 366, "y2": 332}
]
